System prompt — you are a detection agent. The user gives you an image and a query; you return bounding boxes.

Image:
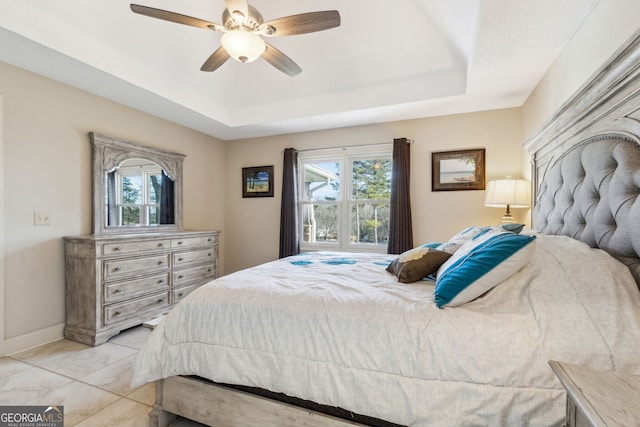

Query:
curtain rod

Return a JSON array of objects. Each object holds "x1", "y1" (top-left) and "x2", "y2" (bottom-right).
[{"x1": 294, "y1": 138, "x2": 413, "y2": 153}]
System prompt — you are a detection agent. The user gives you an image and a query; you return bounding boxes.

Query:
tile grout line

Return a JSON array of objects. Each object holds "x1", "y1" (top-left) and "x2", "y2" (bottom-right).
[
  {"x1": 6, "y1": 341, "x2": 152, "y2": 403},
  {"x1": 67, "y1": 396, "x2": 143, "y2": 427},
  {"x1": 2, "y1": 329, "x2": 154, "y2": 426},
  {"x1": 2, "y1": 356, "x2": 132, "y2": 427}
]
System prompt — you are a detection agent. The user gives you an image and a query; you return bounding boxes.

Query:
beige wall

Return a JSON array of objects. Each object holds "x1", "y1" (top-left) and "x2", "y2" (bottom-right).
[
  {"x1": 0, "y1": 62, "x2": 225, "y2": 355},
  {"x1": 1, "y1": 95, "x2": 5, "y2": 350},
  {"x1": 523, "y1": 0, "x2": 640, "y2": 140},
  {"x1": 225, "y1": 108, "x2": 525, "y2": 274}
]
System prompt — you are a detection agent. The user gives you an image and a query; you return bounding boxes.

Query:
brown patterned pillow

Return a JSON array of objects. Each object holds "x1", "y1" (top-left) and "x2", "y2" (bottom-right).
[{"x1": 387, "y1": 247, "x2": 452, "y2": 283}]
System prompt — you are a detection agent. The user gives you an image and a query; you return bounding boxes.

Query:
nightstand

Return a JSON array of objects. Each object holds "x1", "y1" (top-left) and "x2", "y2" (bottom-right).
[{"x1": 549, "y1": 360, "x2": 640, "y2": 427}]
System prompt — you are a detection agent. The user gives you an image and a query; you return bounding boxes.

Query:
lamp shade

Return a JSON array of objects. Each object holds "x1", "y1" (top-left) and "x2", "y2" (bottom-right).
[
  {"x1": 484, "y1": 178, "x2": 531, "y2": 208},
  {"x1": 221, "y1": 30, "x2": 266, "y2": 63}
]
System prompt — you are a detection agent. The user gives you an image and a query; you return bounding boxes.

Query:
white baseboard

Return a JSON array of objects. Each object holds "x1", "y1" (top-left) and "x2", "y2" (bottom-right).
[{"x1": 1, "y1": 323, "x2": 65, "y2": 356}]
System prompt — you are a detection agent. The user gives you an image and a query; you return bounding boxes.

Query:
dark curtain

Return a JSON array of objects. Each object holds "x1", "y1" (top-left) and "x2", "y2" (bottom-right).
[
  {"x1": 387, "y1": 137, "x2": 413, "y2": 254},
  {"x1": 160, "y1": 171, "x2": 175, "y2": 224},
  {"x1": 279, "y1": 148, "x2": 300, "y2": 258},
  {"x1": 107, "y1": 171, "x2": 118, "y2": 226}
]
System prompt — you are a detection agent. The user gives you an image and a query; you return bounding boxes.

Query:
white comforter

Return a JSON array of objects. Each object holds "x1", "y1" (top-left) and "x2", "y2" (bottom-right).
[{"x1": 131, "y1": 234, "x2": 640, "y2": 426}]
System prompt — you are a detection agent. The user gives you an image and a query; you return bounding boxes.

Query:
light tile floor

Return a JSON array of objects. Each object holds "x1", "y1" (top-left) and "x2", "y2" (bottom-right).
[{"x1": 0, "y1": 326, "x2": 202, "y2": 426}]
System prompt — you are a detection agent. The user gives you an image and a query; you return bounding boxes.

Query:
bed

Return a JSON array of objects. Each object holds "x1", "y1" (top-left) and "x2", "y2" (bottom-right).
[{"x1": 131, "y1": 29, "x2": 640, "y2": 427}]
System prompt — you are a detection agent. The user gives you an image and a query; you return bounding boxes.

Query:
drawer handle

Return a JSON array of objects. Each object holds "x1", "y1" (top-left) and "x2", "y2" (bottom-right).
[
  {"x1": 112, "y1": 247, "x2": 122, "y2": 252},
  {"x1": 177, "y1": 241, "x2": 183, "y2": 245},
  {"x1": 178, "y1": 292, "x2": 184, "y2": 297},
  {"x1": 113, "y1": 267, "x2": 121, "y2": 272},
  {"x1": 177, "y1": 257, "x2": 183, "y2": 262},
  {"x1": 157, "y1": 261, "x2": 163, "y2": 266},
  {"x1": 156, "y1": 298, "x2": 164, "y2": 304},
  {"x1": 157, "y1": 243, "x2": 163, "y2": 247},
  {"x1": 178, "y1": 275, "x2": 184, "y2": 279},
  {"x1": 114, "y1": 310, "x2": 122, "y2": 316},
  {"x1": 207, "y1": 253, "x2": 212, "y2": 257},
  {"x1": 157, "y1": 279, "x2": 165, "y2": 284},
  {"x1": 207, "y1": 268, "x2": 212, "y2": 272},
  {"x1": 207, "y1": 238, "x2": 212, "y2": 242},
  {"x1": 113, "y1": 289, "x2": 122, "y2": 294}
]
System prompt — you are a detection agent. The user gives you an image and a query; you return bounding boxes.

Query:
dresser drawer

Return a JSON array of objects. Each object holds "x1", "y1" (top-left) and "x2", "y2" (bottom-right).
[
  {"x1": 173, "y1": 247, "x2": 216, "y2": 267},
  {"x1": 173, "y1": 264, "x2": 216, "y2": 287},
  {"x1": 173, "y1": 283, "x2": 202, "y2": 304},
  {"x1": 103, "y1": 239, "x2": 170, "y2": 256},
  {"x1": 104, "y1": 273, "x2": 170, "y2": 303},
  {"x1": 104, "y1": 292, "x2": 170, "y2": 325},
  {"x1": 103, "y1": 254, "x2": 170, "y2": 280},
  {"x1": 172, "y1": 234, "x2": 218, "y2": 249}
]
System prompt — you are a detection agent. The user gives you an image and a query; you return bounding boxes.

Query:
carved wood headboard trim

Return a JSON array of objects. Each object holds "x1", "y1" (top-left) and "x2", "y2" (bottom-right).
[{"x1": 524, "y1": 28, "x2": 640, "y2": 198}]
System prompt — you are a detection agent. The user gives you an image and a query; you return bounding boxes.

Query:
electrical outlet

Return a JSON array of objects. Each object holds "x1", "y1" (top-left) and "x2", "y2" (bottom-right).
[{"x1": 34, "y1": 211, "x2": 52, "y2": 226}]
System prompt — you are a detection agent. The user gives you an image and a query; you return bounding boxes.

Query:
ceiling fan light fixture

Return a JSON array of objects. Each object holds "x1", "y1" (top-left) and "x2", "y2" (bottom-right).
[
  {"x1": 221, "y1": 30, "x2": 265, "y2": 63},
  {"x1": 131, "y1": 3, "x2": 341, "y2": 75}
]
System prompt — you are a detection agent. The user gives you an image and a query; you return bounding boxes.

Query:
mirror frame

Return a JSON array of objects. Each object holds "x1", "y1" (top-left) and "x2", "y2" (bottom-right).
[{"x1": 90, "y1": 132, "x2": 185, "y2": 234}]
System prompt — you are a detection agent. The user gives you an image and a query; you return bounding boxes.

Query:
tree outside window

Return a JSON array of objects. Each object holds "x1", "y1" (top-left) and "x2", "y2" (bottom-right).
[
  {"x1": 351, "y1": 159, "x2": 391, "y2": 245},
  {"x1": 299, "y1": 147, "x2": 392, "y2": 252}
]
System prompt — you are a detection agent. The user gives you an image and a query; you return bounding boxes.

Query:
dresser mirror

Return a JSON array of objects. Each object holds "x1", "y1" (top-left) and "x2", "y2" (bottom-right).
[{"x1": 91, "y1": 132, "x2": 185, "y2": 234}]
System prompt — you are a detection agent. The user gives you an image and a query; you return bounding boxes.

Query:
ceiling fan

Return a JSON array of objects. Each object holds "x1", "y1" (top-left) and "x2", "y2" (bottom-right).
[{"x1": 130, "y1": 0, "x2": 341, "y2": 77}]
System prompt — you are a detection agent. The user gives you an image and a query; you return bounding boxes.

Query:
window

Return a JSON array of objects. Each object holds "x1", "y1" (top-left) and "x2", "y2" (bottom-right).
[
  {"x1": 113, "y1": 159, "x2": 163, "y2": 226},
  {"x1": 299, "y1": 145, "x2": 392, "y2": 252}
]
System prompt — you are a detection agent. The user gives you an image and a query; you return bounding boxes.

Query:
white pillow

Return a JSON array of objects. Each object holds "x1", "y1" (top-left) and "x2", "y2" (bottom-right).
[
  {"x1": 435, "y1": 227, "x2": 536, "y2": 307},
  {"x1": 437, "y1": 226, "x2": 489, "y2": 254}
]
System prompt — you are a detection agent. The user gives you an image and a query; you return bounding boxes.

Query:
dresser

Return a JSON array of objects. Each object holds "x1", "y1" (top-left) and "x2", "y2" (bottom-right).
[
  {"x1": 549, "y1": 360, "x2": 640, "y2": 427},
  {"x1": 63, "y1": 230, "x2": 220, "y2": 345}
]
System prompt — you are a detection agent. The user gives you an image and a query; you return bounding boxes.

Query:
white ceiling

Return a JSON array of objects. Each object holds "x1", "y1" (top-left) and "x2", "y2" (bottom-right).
[{"x1": 0, "y1": 0, "x2": 600, "y2": 141}]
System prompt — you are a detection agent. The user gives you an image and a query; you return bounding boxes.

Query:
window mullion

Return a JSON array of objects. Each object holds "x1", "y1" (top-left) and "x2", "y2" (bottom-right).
[
  {"x1": 141, "y1": 171, "x2": 149, "y2": 225},
  {"x1": 341, "y1": 153, "x2": 354, "y2": 251}
]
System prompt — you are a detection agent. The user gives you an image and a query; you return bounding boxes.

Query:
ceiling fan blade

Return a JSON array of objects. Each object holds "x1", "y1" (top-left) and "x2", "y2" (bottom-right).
[
  {"x1": 200, "y1": 47, "x2": 231, "y2": 72},
  {"x1": 224, "y1": 0, "x2": 249, "y2": 20},
  {"x1": 262, "y1": 44, "x2": 302, "y2": 77},
  {"x1": 130, "y1": 4, "x2": 224, "y2": 31},
  {"x1": 261, "y1": 11, "x2": 340, "y2": 36}
]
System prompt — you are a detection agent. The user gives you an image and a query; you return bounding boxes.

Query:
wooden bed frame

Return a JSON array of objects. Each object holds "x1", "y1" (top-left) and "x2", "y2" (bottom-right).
[
  {"x1": 152, "y1": 376, "x2": 366, "y2": 427},
  {"x1": 149, "y1": 29, "x2": 640, "y2": 427}
]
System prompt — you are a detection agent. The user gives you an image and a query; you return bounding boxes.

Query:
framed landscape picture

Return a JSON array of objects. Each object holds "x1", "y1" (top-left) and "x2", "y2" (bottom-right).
[
  {"x1": 242, "y1": 166, "x2": 274, "y2": 198},
  {"x1": 432, "y1": 148, "x2": 485, "y2": 191}
]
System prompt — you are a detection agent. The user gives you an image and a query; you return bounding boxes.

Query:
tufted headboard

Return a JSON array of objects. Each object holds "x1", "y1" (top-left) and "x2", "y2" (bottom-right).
[
  {"x1": 533, "y1": 137, "x2": 640, "y2": 285},
  {"x1": 525, "y1": 28, "x2": 640, "y2": 288}
]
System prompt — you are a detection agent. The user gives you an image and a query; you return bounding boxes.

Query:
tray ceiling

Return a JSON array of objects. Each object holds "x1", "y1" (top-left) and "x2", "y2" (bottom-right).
[{"x1": 0, "y1": 0, "x2": 599, "y2": 140}]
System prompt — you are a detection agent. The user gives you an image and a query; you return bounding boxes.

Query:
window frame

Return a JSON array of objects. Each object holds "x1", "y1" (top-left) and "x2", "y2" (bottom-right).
[
  {"x1": 298, "y1": 144, "x2": 392, "y2": 253},
  {"x1": 114, "y1": 163, "x2": 163, "y2": 226}
]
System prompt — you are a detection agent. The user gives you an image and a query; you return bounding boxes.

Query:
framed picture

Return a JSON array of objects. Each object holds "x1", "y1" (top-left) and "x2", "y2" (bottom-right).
[
  {"x1": 432, "y1": 148, "x2": 485, "y2": 191},
  {"x1": 242, "y1": 166, "x2": 274, "y2": 198}
]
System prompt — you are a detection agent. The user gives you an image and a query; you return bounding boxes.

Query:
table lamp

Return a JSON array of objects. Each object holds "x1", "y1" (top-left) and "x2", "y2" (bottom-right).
[{"x1": 484, "y1": 176, "x2": 531, "y2": 224}]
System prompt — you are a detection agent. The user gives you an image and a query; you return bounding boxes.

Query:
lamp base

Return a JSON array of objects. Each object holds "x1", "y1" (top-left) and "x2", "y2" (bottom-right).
[
  {"x1": 500, "y1": 205, "x2": 515, "y2": 224},
  {"x1": 499, "y1": 214, "x2": 516, "y2": 224}
]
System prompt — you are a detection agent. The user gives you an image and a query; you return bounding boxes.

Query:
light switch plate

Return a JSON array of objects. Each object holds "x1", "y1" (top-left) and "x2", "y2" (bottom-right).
[{"x1": 34, "y1": 211, "x2": 51, "y2": 226}]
